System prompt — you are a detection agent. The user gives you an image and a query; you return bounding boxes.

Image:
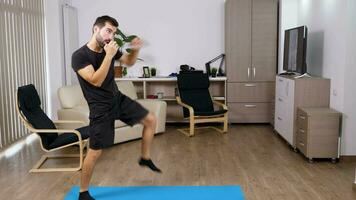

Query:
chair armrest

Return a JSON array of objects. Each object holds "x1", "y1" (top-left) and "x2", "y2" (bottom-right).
[
  {"x1": 213, "y1": 100, "x2": 228, "y2": 110},
  {"x1": 53, "y1": 120, "x2": 86, "y2": 125},
  {"x1": 31, "y1": 128, "x2": 83, "y2": 141},
  {"x1": 176, "y1": 96, "x2": 194, "y2": 117}
]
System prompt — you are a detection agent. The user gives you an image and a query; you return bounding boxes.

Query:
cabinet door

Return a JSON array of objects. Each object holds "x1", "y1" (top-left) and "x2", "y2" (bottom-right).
[
  {"x1": 225, "y1": 0, "x2": 251, "y2": 82},
  {"x1": 251, "y1": 0, "x2": 278, "y2": 82},
  {"x1": 283, "y1": 78, "x2": 295, "y2": 145},
  {"x1": 274, "y1": 76, "x2": 295, "y2": 146}
]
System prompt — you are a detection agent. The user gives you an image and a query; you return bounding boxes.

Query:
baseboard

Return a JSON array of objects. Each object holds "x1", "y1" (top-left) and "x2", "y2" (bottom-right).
[{"x1": 339, "y1": 156, "x2": 356, "y2": 162}]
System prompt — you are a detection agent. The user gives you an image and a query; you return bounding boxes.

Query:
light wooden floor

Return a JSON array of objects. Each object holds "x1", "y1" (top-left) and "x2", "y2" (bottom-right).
[{"x1": 0, "y1": 124, "x2": 355, "y2": 200}]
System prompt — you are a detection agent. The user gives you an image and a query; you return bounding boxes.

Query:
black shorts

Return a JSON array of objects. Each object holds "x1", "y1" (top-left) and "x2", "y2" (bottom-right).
[{"x1": 89, "y1": 93, "x2": 149, "y2": 150}]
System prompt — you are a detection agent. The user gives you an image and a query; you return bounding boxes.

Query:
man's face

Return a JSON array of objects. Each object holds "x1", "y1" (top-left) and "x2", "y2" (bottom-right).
[{"x1": 94, "y1": 22, "x2": 117, "y2": 48}]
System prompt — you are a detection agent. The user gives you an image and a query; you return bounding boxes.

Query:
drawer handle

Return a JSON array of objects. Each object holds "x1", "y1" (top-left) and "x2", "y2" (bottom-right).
[
  {"x1": 299, "y1": 116, "x2": 306, "y2": 120},
  {"x1": 278, "y1": 98, "x2": 283, "y2": 102},
  {"x1": 299, "y1": 142, "x2": 305, "y2": 146},
  {"x1": 244, "y1": 84, "x2": 256, "y2": 87},
  {"x1": 244, "y1": 104, "x2": 256, "y2": 108},
  {"x1": 299, "y1": 129, "x2": 305, "y2": 133},
  {"x1": 277, "y1": 117, "x2": 282, "y2": 121},
  {"x1": 278, "y1": 79, "x2": 283, "y2": 82}
]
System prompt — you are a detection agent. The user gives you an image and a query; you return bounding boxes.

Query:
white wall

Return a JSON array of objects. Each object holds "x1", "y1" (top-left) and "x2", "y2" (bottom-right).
[
  {"x1": 278, "y1": 0, "x2": 299, "y2": 73},
  {"x1": 71, "y1": 0, "x2": 225, "y2": 77},
  {"x1": 298, "y1": 0, "x2": 347, "y2": 112},
  {"x1": 280, "y1": 0, "x2": 355, "y2": 155},
  {"x1": 342, "y1": 0, "x2": 356, "y2": 155},
  {"x1": 298, "y1": 0, "x2": 351, "y2": 155}
]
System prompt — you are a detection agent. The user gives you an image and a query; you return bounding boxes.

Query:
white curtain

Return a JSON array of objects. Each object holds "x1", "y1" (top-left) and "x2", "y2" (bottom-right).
[{"x1": 0, "y1": 0, "x2": 47, "y2": 149}]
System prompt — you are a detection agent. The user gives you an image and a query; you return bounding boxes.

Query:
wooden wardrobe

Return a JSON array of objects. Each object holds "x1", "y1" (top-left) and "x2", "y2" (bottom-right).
[{"x1": 225, "y1": 0, "x2": 278, "y2": 123}]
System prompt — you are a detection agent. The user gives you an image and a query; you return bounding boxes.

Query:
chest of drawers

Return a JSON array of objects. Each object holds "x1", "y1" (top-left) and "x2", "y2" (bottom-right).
[{"x1": 296, "y1": 107, "x2": 341, "y2": 163}]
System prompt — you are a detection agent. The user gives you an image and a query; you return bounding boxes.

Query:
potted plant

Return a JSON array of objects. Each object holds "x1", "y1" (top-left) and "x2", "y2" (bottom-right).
[
  {"x1": 211, "y1": 67, "x2": 218, "y2": 77},
  {"x1": 114, "y1": 66, "x2": 123, "y2": 78},
  {"x1": 122, "y1": 67, "x2": 128, "y2": 77},
  {"x1": 114, "y1": 29, "x2": 144, "y2": 62},
  {"x1": 114, "y1": 29, "x2": 136, "y2": 54},
  {"x1": 150, "y1": 67, "x2": 156, "y2": 77}
]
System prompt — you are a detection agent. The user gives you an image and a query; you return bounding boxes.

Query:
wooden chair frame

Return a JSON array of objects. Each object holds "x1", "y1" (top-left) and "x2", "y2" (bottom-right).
[
  {"x1": 176, "y1": 96, "x2": 228, "y2": 137},
  {"x1": 16, "y1": 96, "x2": 88, "y2": 173}
]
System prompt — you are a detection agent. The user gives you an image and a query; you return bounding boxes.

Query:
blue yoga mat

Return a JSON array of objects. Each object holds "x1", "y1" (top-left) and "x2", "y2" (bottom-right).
[{"x1": 64, "y1": 185, "x2": 245, "y2": 200}]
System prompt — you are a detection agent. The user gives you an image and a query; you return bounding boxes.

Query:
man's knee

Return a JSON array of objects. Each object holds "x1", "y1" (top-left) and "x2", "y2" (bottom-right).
[
  {"x1": 143, "y1": 112, "x2": 156, "y2": 127},
  {"x1": 88, "y1": 148, "x2": 102, "y2": 160}
]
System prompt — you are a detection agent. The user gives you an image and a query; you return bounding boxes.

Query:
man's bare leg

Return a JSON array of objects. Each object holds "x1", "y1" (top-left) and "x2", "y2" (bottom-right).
[
  {"x1": 140, "y1": 113, "x2": 156, "y2": 159},
  {"x1": 139, "y1": 112, "x2": 161, "y2": 172},
  {"x1": 79, "y1": 148, "x2": 102, "y2": 200}
]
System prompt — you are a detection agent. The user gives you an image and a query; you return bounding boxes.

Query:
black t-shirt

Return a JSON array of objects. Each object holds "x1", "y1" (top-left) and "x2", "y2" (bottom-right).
[{"x1": 72, "y1": 44, "x2": 123, "y2": 119}]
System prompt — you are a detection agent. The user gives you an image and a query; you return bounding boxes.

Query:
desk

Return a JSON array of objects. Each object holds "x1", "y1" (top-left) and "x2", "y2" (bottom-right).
[{"x1": 115, "y1": 77, "x2": 227, "y2": 122}]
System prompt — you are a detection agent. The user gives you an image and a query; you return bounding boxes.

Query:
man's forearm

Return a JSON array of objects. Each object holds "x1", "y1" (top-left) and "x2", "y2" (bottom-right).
[
  {"x1": 125, "y1": 49, "x2": 139, "y2": 66},
  {"x1": 91, "y1": 55, "x2": 112, "y2": 87}
]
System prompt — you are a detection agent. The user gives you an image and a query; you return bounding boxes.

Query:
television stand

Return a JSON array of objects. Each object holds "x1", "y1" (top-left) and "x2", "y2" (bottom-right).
[{"x1": 294, "y1": 73, "x2": 312, "y2": 79}]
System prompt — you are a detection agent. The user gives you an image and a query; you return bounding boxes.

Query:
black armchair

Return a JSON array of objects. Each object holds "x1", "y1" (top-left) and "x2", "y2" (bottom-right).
[
  {"x1": 176, "y1": 72, "x2": 228, "y2": 136},
  {"x1": 16, "y1": 84, "x2": 90, "y2": 172}
]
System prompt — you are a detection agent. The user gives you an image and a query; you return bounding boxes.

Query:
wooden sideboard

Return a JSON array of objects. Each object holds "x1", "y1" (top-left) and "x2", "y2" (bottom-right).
[{"x1": 274, "y1": 75, "x2": 330, "y2": 148}]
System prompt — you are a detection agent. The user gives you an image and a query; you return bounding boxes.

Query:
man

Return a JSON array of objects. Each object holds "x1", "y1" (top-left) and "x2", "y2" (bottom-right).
[{"x1": 72, "y1": 15, "x2": 161, "y2": 200}]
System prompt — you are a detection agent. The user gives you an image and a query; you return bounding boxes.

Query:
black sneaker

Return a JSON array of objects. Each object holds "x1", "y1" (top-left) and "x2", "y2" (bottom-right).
[
  {"x1": 138, "y1": 158, "x2": 162, "y2": 173},
  {"x1": 79, "y1": 191, "x2": 95, "y2": 200}
]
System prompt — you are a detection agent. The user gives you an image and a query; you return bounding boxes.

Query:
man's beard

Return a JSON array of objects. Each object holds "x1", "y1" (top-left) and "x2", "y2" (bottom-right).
[{"x1": 96, "y1": 35, "x2": 110, "y2": 48}]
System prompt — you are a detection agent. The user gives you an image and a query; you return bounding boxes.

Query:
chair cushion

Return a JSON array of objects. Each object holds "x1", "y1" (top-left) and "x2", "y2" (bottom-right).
[
  {"x1": 18, "y1": 85, "x2": 58, "y2": 150},
  {"x1": 18, "y1": 84, "x2": 41, "y2": 110},
  {"x1": 48, "y1": 126, "x2": 90, "y2": 149},
  {"x1": 177, "y1": 72, "x2": 210, "y2": 90},
  {"x1": 26, "y1": 108, "x2": 59, "y2": 149},
  {"x1": 177, "y1": 72, "x2": 228, "y2": 119},
  {"x1": 180, "y1": 89, "x2": 214, "y2": 117}
]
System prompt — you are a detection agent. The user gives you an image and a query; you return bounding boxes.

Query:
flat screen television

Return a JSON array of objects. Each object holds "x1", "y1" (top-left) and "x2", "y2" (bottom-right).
[{"x1": 283, "y1": 26, "x2": 308, "y2": 75}]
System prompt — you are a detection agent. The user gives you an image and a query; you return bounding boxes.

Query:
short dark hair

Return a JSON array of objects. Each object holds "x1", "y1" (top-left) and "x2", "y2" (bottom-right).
[{"x1": 93, "y1": 15, "x2": 119, "y2": 28}]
